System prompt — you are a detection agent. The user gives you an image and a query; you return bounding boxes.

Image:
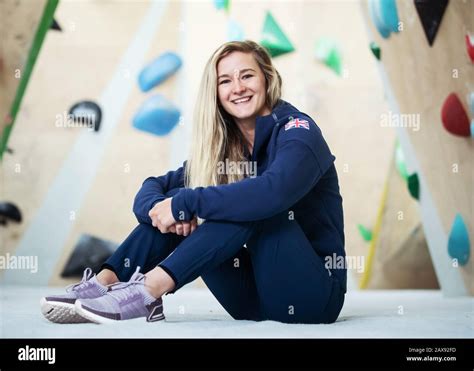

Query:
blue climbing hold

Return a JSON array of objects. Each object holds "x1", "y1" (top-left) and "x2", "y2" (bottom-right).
[
  {"x1": 228, "y1": 19, "x2": 245, "y2": 41},
  {"x1": 380, "y1": 0, "x2": 400, "y2": 33},
  {"x1": 447, "y1": 214, "x2": 471, "y2": 266},
  {"x1": 132, "y1": 94, "x2": 181, "y2": 136},
  {"x1": 369, "y1": 0, "x2": 400, "y2": 39},
  {"x1": 138, "y1": 52, "x2": 182, "y2": 92}
]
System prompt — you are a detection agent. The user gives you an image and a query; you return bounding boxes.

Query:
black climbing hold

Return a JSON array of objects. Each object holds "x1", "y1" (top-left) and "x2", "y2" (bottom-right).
[
  {"x1": 61, "y1": 234, "x2": 118, "y2": 278},
  {"x1": 68, "y1": 101, "x2": 102, "y2": 132},
  {"x1": 414, "y1": 0, "x2": 449, "y2": 46},
  {"x1": 0, "y1": 202, "x2": 22, "y2": 225},
  {"x1": 50, "y1": 18, "x2": 62, "y2": 31}
]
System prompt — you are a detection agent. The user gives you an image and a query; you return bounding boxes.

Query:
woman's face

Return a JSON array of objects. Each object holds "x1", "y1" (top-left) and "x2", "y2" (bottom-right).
[{"x1": 217, "y1": 51, "x2": 270, "y2": 122}]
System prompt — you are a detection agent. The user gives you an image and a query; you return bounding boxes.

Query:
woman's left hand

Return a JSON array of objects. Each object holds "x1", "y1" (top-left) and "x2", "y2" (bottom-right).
[{"x1": 148, "y1": 198, "x2": 177, "y2": 233}]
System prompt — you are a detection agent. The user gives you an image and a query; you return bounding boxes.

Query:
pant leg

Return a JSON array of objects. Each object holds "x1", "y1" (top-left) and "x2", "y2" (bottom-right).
[
  {"x1": 246, "y1": 212, "x2": 345, "y2": 324},
  {"x1": 158, "y1": 219, "x2": 258, "y2": 292},
  {"x1": 159, "y1": 212, "x2": 345, "y2": 324},
  {"x1": 201, "y1": 247, "x2": 265, "y2": 321},
  {"x1": 101, "y1": 223, "x2": 185, "y2": 282}
]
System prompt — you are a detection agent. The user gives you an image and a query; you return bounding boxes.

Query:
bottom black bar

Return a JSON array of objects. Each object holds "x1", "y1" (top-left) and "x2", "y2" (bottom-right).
[{"x1": 0, "y1": 338, "x2": 472, "y2": 369}]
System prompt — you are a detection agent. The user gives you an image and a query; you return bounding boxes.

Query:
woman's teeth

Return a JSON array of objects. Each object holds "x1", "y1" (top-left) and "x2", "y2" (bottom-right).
[{"x1": 233, "y1": 96, "x2": 252, "y2": 104}]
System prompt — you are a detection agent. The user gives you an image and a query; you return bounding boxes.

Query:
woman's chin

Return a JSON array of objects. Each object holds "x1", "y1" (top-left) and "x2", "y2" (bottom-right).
[{"x1": 229, "y1": 108, "x2": 257, "y2": 121}]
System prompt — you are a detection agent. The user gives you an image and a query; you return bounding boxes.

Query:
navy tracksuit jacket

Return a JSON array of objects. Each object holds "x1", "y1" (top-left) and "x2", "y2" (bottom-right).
[{"x1": 103, "y1": 99, "x2": 346, "y2": 324}]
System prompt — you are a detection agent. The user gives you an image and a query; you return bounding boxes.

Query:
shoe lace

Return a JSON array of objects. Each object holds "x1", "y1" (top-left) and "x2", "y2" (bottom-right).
[
  {"x1": 66, "y1": 267, "x2": 94, "y2": 293},
  {"x1": 108, "y1": 267, "x2": 146, "y2": 303}
]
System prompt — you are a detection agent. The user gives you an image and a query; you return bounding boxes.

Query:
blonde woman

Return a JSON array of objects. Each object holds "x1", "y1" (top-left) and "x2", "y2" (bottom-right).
[{"x1": 41, "y1": 40, "x2": 346, "y2": 325}]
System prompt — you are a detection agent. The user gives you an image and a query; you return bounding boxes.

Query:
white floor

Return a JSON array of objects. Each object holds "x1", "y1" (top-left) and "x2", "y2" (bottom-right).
[{"x1": 1, "y1": 286, "x2": 472, "y2": 338}]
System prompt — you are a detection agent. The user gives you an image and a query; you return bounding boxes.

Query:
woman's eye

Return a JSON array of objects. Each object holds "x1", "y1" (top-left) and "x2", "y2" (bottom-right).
[
  {"x1": 219, "y1": 80, "x2": 230, "y2": 85},
  {"x1": 242, "y1": 74, "x2": 253, "y2": 79}
]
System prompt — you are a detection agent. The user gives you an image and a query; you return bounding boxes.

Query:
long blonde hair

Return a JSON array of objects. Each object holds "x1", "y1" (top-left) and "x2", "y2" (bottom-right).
[{"x1": 185, "y1": 40, "x2": 282, "y2": 189}]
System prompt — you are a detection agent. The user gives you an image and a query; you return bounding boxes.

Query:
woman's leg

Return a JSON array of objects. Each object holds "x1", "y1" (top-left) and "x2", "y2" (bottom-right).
[
  {"x1": 153, "y1": 212, "x2": 344, "y2": 323},
  {"x1": 99, "y1": 223, "x2": 185, "y2": 283},
  {"x1": 246, "y1": 212, "x2": 345, "y2": 324},
  {"x1": 200, "y1": 247, "x2": 265, "y2": 321}
]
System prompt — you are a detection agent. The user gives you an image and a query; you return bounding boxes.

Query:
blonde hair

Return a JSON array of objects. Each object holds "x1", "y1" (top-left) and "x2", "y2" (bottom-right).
[{"x1": 185, "y1": 40, "x2": 282, "y2": 190}]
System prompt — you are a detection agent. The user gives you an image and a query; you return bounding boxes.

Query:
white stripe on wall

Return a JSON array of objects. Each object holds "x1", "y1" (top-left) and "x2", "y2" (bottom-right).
[{"x1": 3, "y1": 0, "x2": 169, "y2": 285}]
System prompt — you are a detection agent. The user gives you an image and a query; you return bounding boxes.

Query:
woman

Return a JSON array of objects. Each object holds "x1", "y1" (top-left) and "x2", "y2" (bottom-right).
[{"x1": 40, "y1": 40, "x2": 346, "y2": 325}]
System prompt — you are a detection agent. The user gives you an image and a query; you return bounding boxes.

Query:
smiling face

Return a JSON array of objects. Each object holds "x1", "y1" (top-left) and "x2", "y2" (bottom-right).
[{"x1": 217, "y1": 51, "x2": 271, "y2": 123}]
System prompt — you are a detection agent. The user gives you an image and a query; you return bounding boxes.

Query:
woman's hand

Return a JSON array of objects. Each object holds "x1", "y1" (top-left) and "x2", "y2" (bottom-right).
[
  {"x1": 149, "y1": 198, "x2": 198, "y2": 235},
  {"x1": 171, "y1": 217, "x2": 198, "y2": 236},
  {"x1": 148, "y1": 198, "x2": 177, "y2": 233}
]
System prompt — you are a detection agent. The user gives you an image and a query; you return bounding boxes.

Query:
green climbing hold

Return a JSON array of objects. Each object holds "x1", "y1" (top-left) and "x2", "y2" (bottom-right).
[
  {"x1": 315, "y1": 38, "x2": 342, "y2": 75},
  {"x1": 395, "y1": 141, "x2": 408, "y2": 181},
  {"x1": 214, "y1": 0, "x2": 230, "y2": 12},
  {"x1": 357, "y1": 224, "x2": 373, "y2": 242},
  {"x1": 370, "y1": 41, "x2": 381, "y2": 60},
  {"x1": 260, "y1": 11, "x2": 295, "y2": 58},
  {"x1": 407, "y1": 173, "x2": 420, "y2": 200}
]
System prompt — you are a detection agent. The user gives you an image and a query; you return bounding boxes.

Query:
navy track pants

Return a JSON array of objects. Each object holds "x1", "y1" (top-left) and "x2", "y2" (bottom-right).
[{"x1": 102, "y1": 212, "x2": 345, "y2": 324}]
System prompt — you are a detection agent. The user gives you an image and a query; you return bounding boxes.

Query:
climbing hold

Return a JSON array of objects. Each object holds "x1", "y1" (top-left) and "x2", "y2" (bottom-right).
[
  {"x1": 260, "y1": 11, "x2": 295, "y2": 58},
  {"x1": 357, "y1": 224, "x2": 373, "y2": 242},
  {"x1": 68, "y1": 101, "x2": 102, "y2": 132},
  {"x1": 315, "y1": 38, "x2": 342, "y2": 75},
  {"x1": 0, "y1": 202, "x2": 22, "y2": 226},
  {"x1": 50, "y1": 18, "x2": 62, "y2": 31},
  {"x1": 138, "y1": 52, "x2": 182, "y2": 92},
  {"x1": 414, "y1": 0, "x2": 449, "y2": 46},
  {"x1": 448, "y1": 214, "x2": 470, "y2": 266},
  {"x1": 133, "y1": 94, "x2": 180, "y2": 136},
  {"x1": 466, "y1": 33, "x2": 474, "y2": 63},
  {"x1": 228, "y1": 19, "x2": 244, "y2": 41},
  {"x1": 368, "y1": 0, "x2": 400, "y2": 39},
  {"x1": 370, "y1": 41, "x2": 381, "y2": 60},
  {"x1": 61, "y1": 234, "x2": 118, "y2": 278},
  {"x1": 471, "y1": 120, "x2": 474, "y2": 138},
  {"x1": 407, "y1": 173, "x2": 420, "y2": 200},
  {"x1": 214, "y1": 0, "x2": 230, "y2": 12},
  {"x1": 395, "y1": 141, "x2": 409, "y2": 181},
  {"x1": 441, "y1": 93, "x2": 470, "y2": 137},
  {"x1": 369, "y1": 0, "x2": 390, "y2": 38}
]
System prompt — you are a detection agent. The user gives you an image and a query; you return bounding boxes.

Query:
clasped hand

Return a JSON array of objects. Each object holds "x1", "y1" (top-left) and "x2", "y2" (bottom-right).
[{"x1": 148, "y1": 197, "x2": 197, "y2": 236}]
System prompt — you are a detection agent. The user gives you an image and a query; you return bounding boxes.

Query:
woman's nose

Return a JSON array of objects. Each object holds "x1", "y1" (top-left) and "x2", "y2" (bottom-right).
[{"x1": 232, "y1": 79, "x2": 246, "y2": 94}]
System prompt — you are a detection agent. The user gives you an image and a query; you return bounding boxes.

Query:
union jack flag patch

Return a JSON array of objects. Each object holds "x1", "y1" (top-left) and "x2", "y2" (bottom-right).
[{"x1": 284, "y1": 118, "x2": 310, "y2": 131}]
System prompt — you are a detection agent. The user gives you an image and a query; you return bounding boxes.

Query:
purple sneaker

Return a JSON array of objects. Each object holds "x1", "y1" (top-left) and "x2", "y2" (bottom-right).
[
  {"x1": 75, "y1": 267, "x2": 164, "y2": 324},
  {"x1": 40, "y1": 268, "x2": 108, "y2": 323}
]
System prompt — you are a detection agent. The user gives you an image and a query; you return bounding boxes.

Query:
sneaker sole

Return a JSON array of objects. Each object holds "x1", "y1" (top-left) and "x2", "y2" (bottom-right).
[
  {"x1": 40, "y1": 297, "x2": 91, "y2": 324},
  {"x1": 75, "y1": 301, "x2": 165, "y2": 324},
  {"x1": 75, "y1": 301, "x2": 119, "y2": 324}
]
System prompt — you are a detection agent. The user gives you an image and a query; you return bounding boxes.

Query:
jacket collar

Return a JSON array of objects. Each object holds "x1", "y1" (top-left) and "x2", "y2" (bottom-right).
[{"x1": 249, "y1": 99, "x2": 296, "y2": 159}]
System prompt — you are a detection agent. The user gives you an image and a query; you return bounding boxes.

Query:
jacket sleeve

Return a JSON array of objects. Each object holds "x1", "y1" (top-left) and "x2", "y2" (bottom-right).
[
  {"x1": 171, "y1": 121, "x2": 335, "y2": 222},
  {"x1": 133, "y1": 161, "x2": 186, "y2": 224}
]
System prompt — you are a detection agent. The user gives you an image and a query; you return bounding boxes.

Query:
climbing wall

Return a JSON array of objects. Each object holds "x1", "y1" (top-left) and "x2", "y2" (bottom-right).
[
  {"x1": 0, "y1": 0, "x2": 49, "y2": 154},
  {"x1": 362, "y1": 0, "x2": 473, "y2": 296},
  {"x1": 361, "y1": 150, "x2": 439, "y2": 289}
]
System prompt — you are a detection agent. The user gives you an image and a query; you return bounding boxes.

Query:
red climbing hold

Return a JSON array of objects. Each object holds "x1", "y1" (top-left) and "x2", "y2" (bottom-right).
[
  {"x1": 441, "y1": 93, "x2": 470, "y2": 137},
  {"x1": 466, "y1": 34, "x2": 474, "y2": 63}
]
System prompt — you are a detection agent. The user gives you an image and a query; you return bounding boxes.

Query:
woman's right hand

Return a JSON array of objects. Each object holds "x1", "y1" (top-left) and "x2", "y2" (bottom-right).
[{"x1": 168, "y1": 217, "x2": 198, "y2": 236}]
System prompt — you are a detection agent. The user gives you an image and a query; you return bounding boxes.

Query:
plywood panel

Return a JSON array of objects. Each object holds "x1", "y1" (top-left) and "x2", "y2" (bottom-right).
[{"x1": 361, "y1": 0, "x2": 473, "y2": 294}]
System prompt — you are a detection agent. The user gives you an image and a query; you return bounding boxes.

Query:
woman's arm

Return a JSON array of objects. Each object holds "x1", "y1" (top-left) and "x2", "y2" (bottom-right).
[
  {"x1": 171, "y1": 119, "x2": 335, "y2": 222},
  {"x1": 133, "y1": 161, "x2": 186, "y2": 224}
]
